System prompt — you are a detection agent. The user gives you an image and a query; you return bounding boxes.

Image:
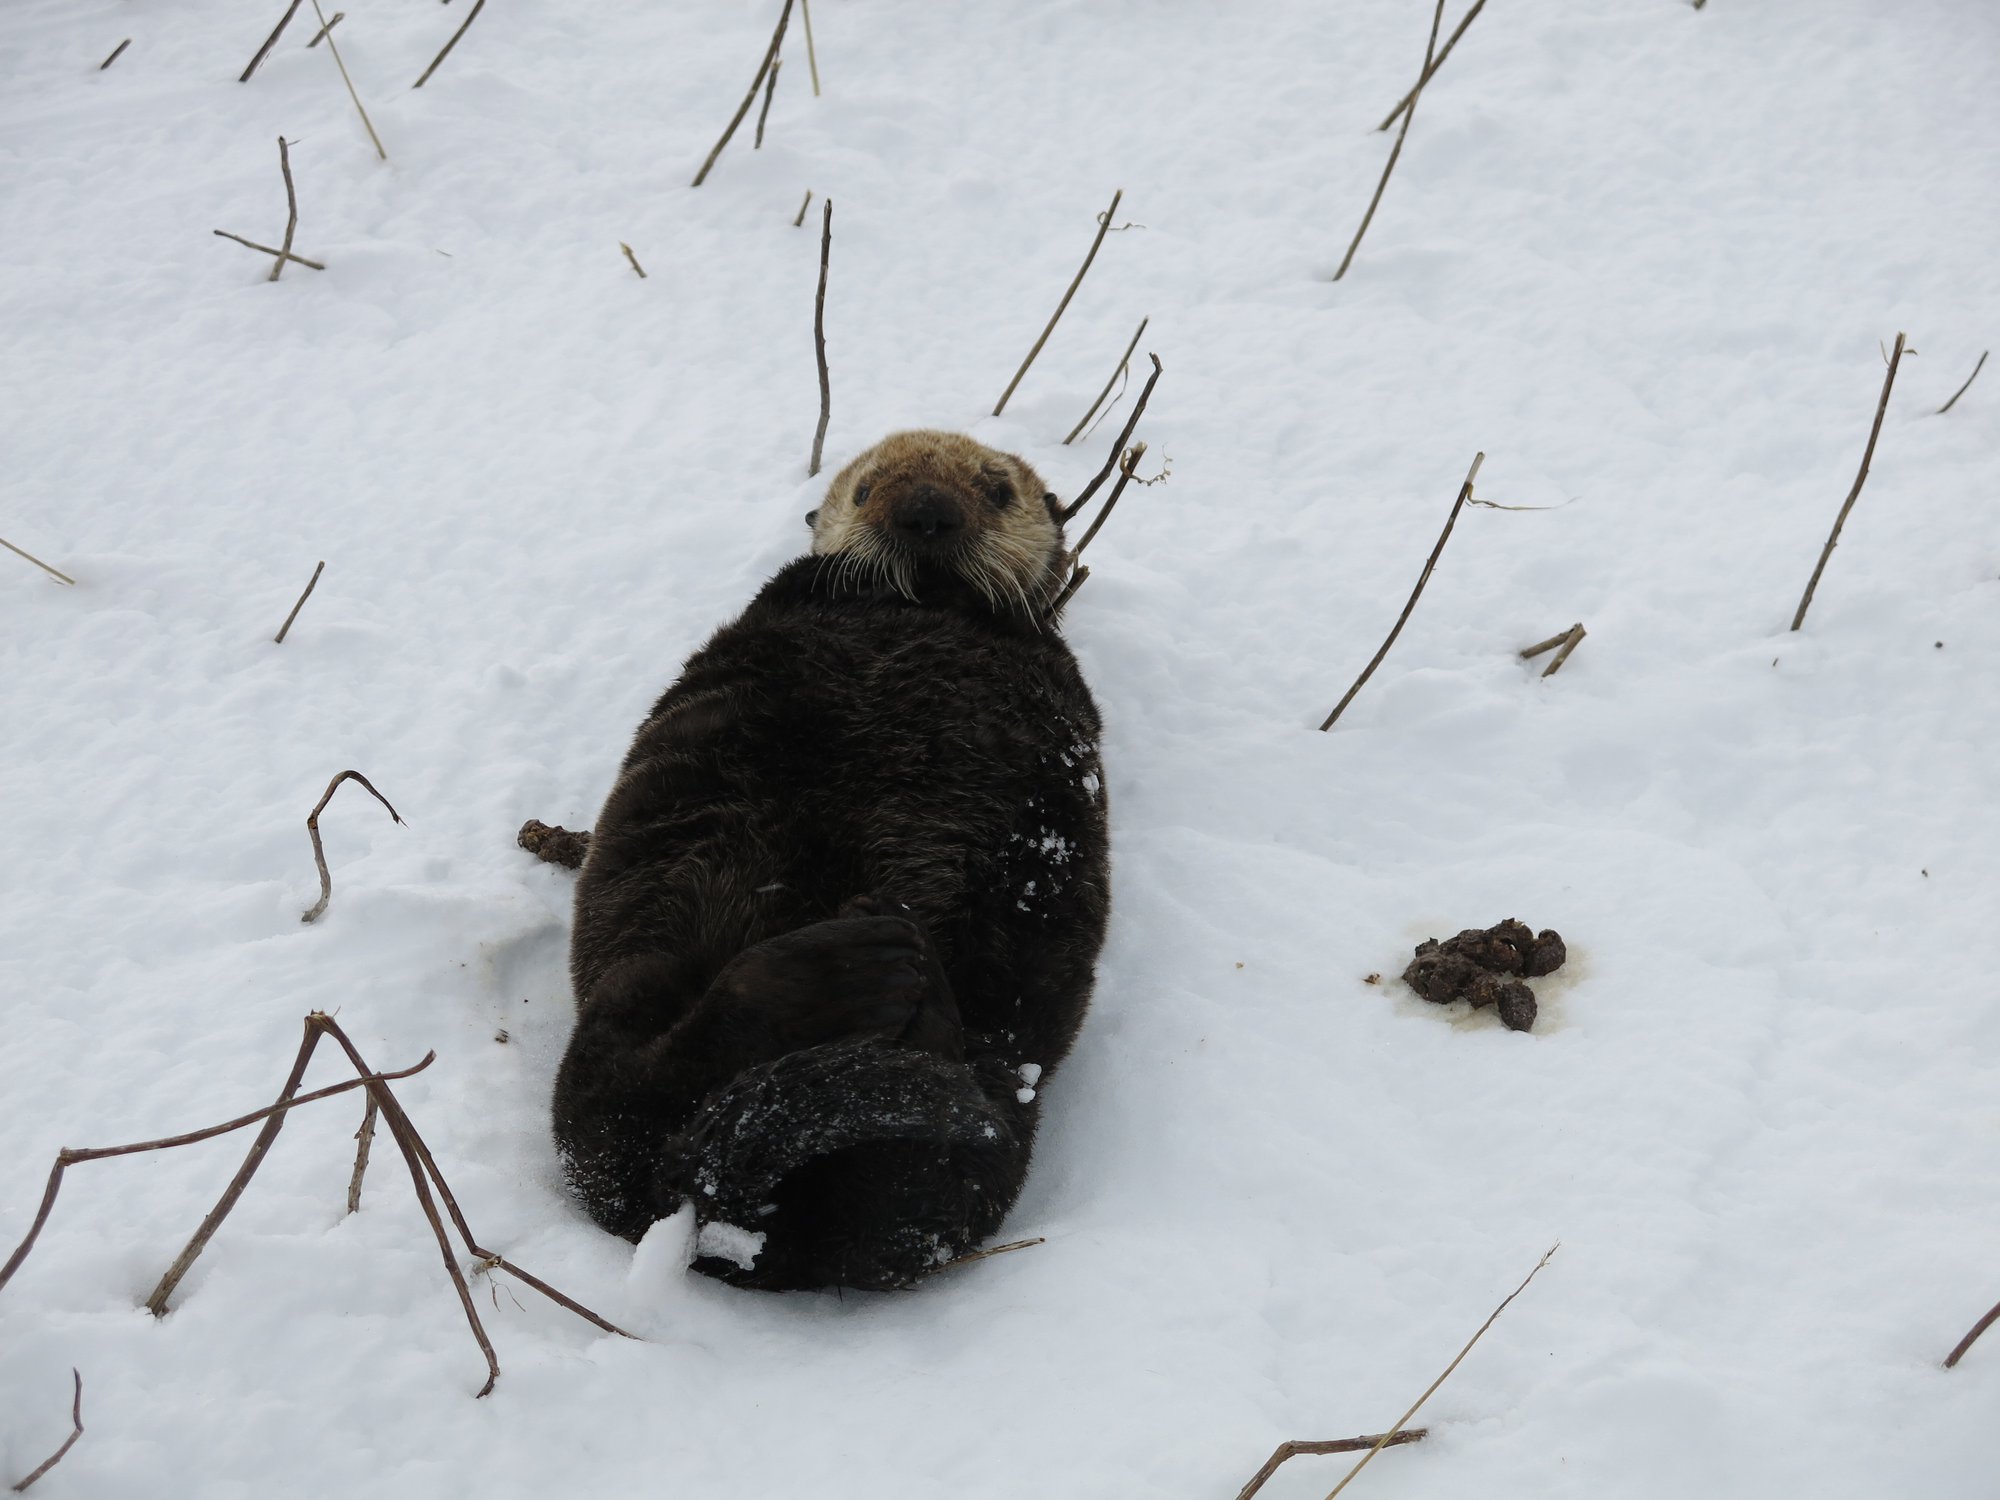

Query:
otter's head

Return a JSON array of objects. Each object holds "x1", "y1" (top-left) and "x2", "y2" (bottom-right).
[{"x1": 805, "y1": 431, "x2": 1068, "y2": 619}]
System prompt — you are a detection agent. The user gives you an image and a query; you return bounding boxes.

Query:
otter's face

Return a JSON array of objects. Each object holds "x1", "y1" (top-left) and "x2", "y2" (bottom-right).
[{"x1": 806, "y1": 431, "x2": 1067, "y2": 615}]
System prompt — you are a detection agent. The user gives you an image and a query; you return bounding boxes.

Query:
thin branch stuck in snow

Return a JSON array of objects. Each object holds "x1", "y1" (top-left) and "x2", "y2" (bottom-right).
[
  {"x1": 994, "y1": 188, "x2": 1124, "y2": 417},
  {"x1": 692, "y1": 0, "x2": 795, "y2": 186},
  {"x1": 1790, "y1": 332, "x2": 1907, "y2": 632},
  {"x1": 301, "y1": 770, "x2": 405, "y2": 924}
]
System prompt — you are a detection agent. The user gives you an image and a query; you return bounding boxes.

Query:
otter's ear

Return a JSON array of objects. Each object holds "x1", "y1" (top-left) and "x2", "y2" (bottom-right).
[
  {"x1": 804, "y1": 510, "x2": 819, "y2": 528},
  {"x1": 1042, "y1": 491, "x2": 1064, "y2": 523}
]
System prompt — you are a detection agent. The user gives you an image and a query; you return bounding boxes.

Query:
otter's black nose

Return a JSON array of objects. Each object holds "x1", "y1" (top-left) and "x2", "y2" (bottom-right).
[{"x1": 891, "y1": 486, "x2": 964, "y2": 544}]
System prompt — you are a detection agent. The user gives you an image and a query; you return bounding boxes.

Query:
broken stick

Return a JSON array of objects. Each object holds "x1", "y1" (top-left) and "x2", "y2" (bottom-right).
[
  {"x1": 269, "y1": 137, "x2": 300, "y2": 283},
  {"x1": 274, "y1": 560, "x2": 325, "y2": 642},
  {"x1": 1233, "y1": 1429, "x2": 1427, "y2": 1500},
  {"x1": 994, "y1": 188, "x2": 1122, "y2": 416},
  {"x1": 312, "y1": 0, "x2": 385, "y2": 158},
  {"x1": 240, "y1": 0, "x2": 303, "y2": 82},
  {"x1": 620, "y1": 242, "x2": 648, "y2": 279},
  {"x1": 809, "y1": 198, "x2": 833, "y2": 476},
  {"x1": 99, "y1": 39, "x2": 131, "y2": 71},
  {"x1": 1319, "y1": 451, "x2": 1483, "y2": 730},
  {"x1": 413, "y1": 0, "x2": 486, "y2": 89},
  {"x1": 1936, "y1": 349, "x2": 1987, "y2": 415},
  {"x1": 212, "y1": 229, "x2": 325, "y2": 272},
  {"x1": 755, "y1": 57, "x2": 782, "y2": 148},
  {"x1": 0, "y1": 536, "x2": 77, "y2": 586},
  {"x1": 1790, "y1": 332, "x2": 1906, "y2": 631},
  {"x1": 8, "y1": 1369, "x2": 83, "y2": 1494},
  {"x1": 1335, "y1": 0, "x2": 1446, "y2": 281},
  {"x1": 1376, "y1": 0, "x2": 1488, "y2": 131},
  {"x1": 300, "y1": 770, "x2": 405, "y2": 923},
  {"x1": 692, "y1": 0, "x2": 795, "y2": 186}
]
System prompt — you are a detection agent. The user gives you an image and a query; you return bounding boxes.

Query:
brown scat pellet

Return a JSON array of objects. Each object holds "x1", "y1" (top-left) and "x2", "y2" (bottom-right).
[
  {"x1": 1464, "y1": 971, "x2": 1537, "y2": 1031},
  {"x1": 1441, "y1": 918, "x2": 1535, "y2": 974},
  {"x1": 1402, "y1": 947, "x2": 1484, "y2": 1005},
  {"x1": 1526, "y1": 929, "x2": 1567, "y2": 978}
]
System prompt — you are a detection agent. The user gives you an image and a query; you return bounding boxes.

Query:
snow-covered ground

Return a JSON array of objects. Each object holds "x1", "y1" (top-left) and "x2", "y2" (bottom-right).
[{"x1": 4, "y1": 0, "x2": 1999, "y2": 1494}]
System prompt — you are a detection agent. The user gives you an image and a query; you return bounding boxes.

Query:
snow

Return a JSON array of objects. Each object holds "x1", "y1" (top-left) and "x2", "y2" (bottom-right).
[{"x1": 3, "y1": 0, "x2": 1999, "y2": 1495}]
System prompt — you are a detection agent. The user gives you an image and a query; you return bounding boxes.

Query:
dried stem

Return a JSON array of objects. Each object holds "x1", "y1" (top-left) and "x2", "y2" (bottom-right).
[
  {"x1": 1070, "y1": 443, "x2": 1147, "y2": 562},
  {"x1": 267, "y1": 136, "x2": 301, "y2": 284},
  {"x1": 1234, "y1": 1429, "x2": 1427, "y2": 1500},
  {"x1": 240, "y1": 0, "x2": 303, "y2": 82},
  {"x1": 314, "y1": 1018, "x2": 636, "y2": 1341},
  {"x1": 213, "y1": 229, "x2": 325, "y2": 271},
  {"x1": 145, "y1": 1018, "x2": 324, "y2": 1315},
  {"x1": 619, "y1": 242, "x2": 648, "y2": 279},
  {"x1": 0, "y1": 536, "x2": 77, "y2": 586},
  {"x1": 927, "y1": 1236, "x2": 1046, "y2": 1274},
  {"x1": 1945, "y1": 1295, "x2": 2000, "y2": 1368},
  {"x1": 1322, "y1": 1245, "x2": 1558, "y2": 1499},
  {"x1": 307, "y1": 11, "x2": 344, "y2": 48},
  {"x1": 1063, "y1": 316, "x2": 1149, "y2": 445},
  {"x1": 301, "y1": 770, "x2": 405, "y2": 924},
  {"x1": 0, "y1": 1052, "x2": 434, "y2": 1299},
  {"x1": 9, "y1": 1370, "x2": 83, "y2": 1494},
  {"x1": 691, "y1": 0, "x2": 796, "y2": 187},
  {"x1": 809, "y1": 198, "x2": 833, "y2": 476},
  {"x1": 793, "y1": 189, "x2": 813, "y2": 227},
  {"x1": 413, "y1": 0, "x2": 486, "y2": 88},
  {"x1": 1335, "y1": 0, "x2": 1446, "y2": 281},
  {"x1": 1047, "y1": 564, "x2": 1090, "y2": 618},
  {"x1": 274, "y1": 560, "x2": 325, "y2": 643},
  {"x1": 1790, "y1": 332, "x2": 1907, "y2": 632},
  {"x1": 1936, "y1": 349, "x2": 1987, "y2": 415},
  {"x1": 99, "y1": 39, "x2": 131, "y2": 71},
  {"x1": 755, "y1": 58, "x2": 781, "y2": 148},
  {"x1": 1376, "y1": 0, "x2": 1488, "y2": 131},
  {"x1": 1539, "y1": 623, "x2": 1586, "y2": 678},
  {"x1": 799, "y1": 0, "x2": 821, "y2": 95},
  {"x1": 994, "y1": 189, "x2": 1122, "y2": 416},
  {"x1": 1061, "y1": 353, "x2": 1162, "y2": 522},
  {"x1": 346, "y1": 1094, "x2": 379, "y2": 1214},
  {"x1": 1318, "y1": 451, "x2": 1484, "y2": 730},
  {"x1": 1519, "y1": 628, "x2": 1571, "y2": 659},
  {"x1": 313, "y1": 0, "x2": 386, "y2": 159}
]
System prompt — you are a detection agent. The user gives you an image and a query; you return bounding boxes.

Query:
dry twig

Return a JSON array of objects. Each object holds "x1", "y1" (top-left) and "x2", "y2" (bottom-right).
[
  {"x1": 1061, "y1": 353, "x2": 1162, "y2": 522},
  {"x1": 809, "y1": 198, "x2": 833, "y2": 476},
  {"x1": 346, "y1": 1095, "x2": 379, "y2": 1214},
  {"x1": 9, "y1": 1370, "x2": 83, "y2": 1494},
  {"x1": 0, "y1": 537, "x2": 77, "y2": 587},
  {"x1": 1335, "y1": 0, "x2": 1446, "y2": 281},
  {"x1": 98, "y1": 39, "x2": 131, "y2": 71},
  {"x1": 755, "y1": 58, "x2": 782, "y2": 148},
  {"x1": 0, "y1": 1049, "x2": 434, "y2": 1298},
  {"x1": 1376, "y1": 0, "x2": 1488, "y2": 131},
  {"x1": 1790, "y1": 332, "x2": 1906, "y2": 631},
  {"x1": 927, "y1": 1236, "x2": 1046, "y2": 1274},
  {"x1": 793, "y1": 189, "x2": 813, "y2": 227},
  {"x1": 240, "y1": 0, "x2": 303, "y2": 82},
  {"x1": 1937, "y1": 350, "x2": 1987, "y2": 415},
  {"x1": 1070, "y1": 442, "x2": 1149, "y2": 562},
  {"x1": 268, "y1": 137, "x2": 301, "y2": 283},
  {"x1": 691, "y1": 0, "x2": 795, "y2": 187},
  {"x1": 307, "y1": 11, "x2": 344, "y2": 48},
  {"x1": 1945, "y1": 1295, "x2": 2000, "y2": 1369},
  {"x1": 1047, "y1": 564, "x2": 1090, "y2": 617},
  {"x1": 300, "y1": 770, "x2": 405, "y2": 924},
  {"x1": 1321, "y1": 1244, "x2": 1559, "y2": 1499},
  {"x1": 1319, "y1": 451, "x2": 1484, "y2": 730},
  {"x1": 413, "y1": 0, "x2": 486, "y2": 88},
  {"x1": 1064, "y1": 316, "x2": 1149, "y2": 445},
  {"x1": 994, "y1": 189, "x2": 1122, "y2": 416},
  {"x1": 800, "y1": 0, "x2": 821, "y2": 95},
  {"x1": 619, "y1": 242, "x2": 648, "y2": 279},
  {"x1": 1233, "y1": 1429, "x2": 1427, "y2": 1500},
  {"x1": 274, "y1": 560, "x2": 325, "y2": 642},
  {"x1": 1521, "y1": 622, "x2": 1586, "y2": 677},
  {"x1": 212, "y1": 229, "x2": 325, "y2": 272},
  {"x1": 313, "y1": 0, "x2": 386, "y2": 159}
]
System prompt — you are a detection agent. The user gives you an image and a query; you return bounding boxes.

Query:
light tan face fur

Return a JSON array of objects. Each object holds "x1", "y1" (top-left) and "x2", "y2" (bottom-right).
[{"x1": 806, "y1": 430, "x2": 1068, "y2": 615}]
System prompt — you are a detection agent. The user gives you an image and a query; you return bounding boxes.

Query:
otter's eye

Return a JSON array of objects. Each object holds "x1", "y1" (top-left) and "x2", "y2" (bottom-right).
[
  {"x1": 979, "y1": 468, "x2": 1014, "y2": 508},
  {"x1": 854, "y1": 483, "x2": 872, "y2": 505}
]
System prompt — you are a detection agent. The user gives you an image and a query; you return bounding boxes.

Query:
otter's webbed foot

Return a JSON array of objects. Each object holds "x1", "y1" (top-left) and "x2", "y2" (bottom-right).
[{"x1": 715, "y1": 900, "x2": 963, "y2": 1061}]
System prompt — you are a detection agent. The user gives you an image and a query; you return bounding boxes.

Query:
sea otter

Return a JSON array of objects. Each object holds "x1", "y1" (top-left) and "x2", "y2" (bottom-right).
[{"x1": 552, "y1": 431, "x2": 1109, "y2": 1290}]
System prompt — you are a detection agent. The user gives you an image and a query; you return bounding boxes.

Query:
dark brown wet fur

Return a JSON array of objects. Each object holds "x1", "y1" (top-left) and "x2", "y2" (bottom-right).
[{"x1": 554, "y1": 434, "x2": 1107, "y2": 1289}]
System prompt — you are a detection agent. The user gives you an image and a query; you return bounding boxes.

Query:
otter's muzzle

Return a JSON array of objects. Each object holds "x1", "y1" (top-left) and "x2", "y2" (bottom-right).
[{"x1": 890, "y1": 486, "x2": 965, "y2": 548}]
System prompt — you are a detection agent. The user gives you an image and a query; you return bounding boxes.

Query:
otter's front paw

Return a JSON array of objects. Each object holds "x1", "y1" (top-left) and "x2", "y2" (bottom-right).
[
  {"x1": 838, "y1": 895, "x2": 964, "y2": 1061},
  {"x1": 715, "y1": 915, "x2": 934, "y2": 1052}
]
